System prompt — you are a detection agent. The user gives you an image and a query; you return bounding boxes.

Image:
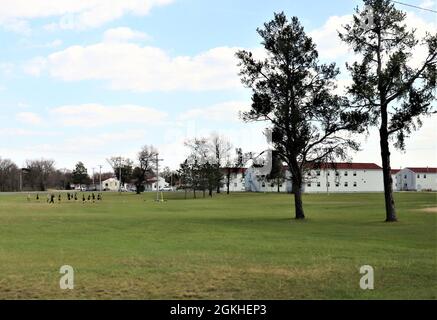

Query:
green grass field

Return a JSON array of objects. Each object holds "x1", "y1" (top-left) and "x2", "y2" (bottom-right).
[{"x1": 0, "y1": 191, "x2": 435, "y2": 300}]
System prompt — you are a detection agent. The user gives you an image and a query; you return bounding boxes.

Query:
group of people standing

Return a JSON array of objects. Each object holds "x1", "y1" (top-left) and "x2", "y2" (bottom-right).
[{"x1": 27, "y1": 192, "x2": 103, "y2": 204}]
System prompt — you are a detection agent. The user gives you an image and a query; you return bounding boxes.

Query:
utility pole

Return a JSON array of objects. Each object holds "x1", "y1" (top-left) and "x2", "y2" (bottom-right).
[
  {"x1": 106, "y1": 157, "x2": 123, "y2": 192},
  {"x1": 155, "y1": 153, "x2": 164, "y2": 202},
  {"x1": 170, "y1": 172, "x2": 173, "y2": 189},
  {"x1": 119, "y1": 157, "x2": 122, "y2": 192},
  {"x1": 92, "y1": 167, "x2": 95, "y2": 188},
  {"x1": 99, "y1": 165, "x2": 102, "y2": 192},
  {"x1": 62, "y1": 168, "x2": 67, "y2": 190}
]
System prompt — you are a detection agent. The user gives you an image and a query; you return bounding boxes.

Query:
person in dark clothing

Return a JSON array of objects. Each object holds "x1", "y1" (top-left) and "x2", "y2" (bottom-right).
[
  {"x1": 82, "y1": 194, "x2": 86, "y2": 203},
  {"x1": 49, "y1": 194, "x2": 55, "y2": 204},
  {"x1": 58, "y1": 194, "x2": 61, "y2": 203}
]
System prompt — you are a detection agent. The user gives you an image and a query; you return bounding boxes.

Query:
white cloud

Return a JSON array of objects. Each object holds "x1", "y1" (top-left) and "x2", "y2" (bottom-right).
[
  {"x1": 16, "y1": 112, "x2": 43, "y2": 125},
  {"x1": 310, "y1": 11, "x2": 436, "y2": 68},
  {"x1": 1, "y1": 18, "x2": 31, "y2": 35},
  {"x1": 404, "y1": 11, "x2": 437, "y2": 68},
  {"x1": 0, "y1": 128, "x2": 57, "y2": 136},
  {"x1": 353, "y1": 115, "x2": 437, "y2": 167},
  {"x1": 180, "y1": 101, "x2": 250, "y2": 122},
  {"x1": 419, "y1": 0, "x2": 435, "y2": 9},
  {"x1": 103, "y1": 27, "x2": 150, "y2": 43},
  {"x1": 25, "y1": 39, "x2": 63, "y2": 49},
  {"x1": 0, "y1": 0, "x2": 174, "y2": 31},
  {"x1": 17, "y1": 102, "x2": 30, "y2": 108},
  {"x1": 25, "y1": 43, "x2": 247, "y2": 92},
  {"x1": 50, "y1": 103, "x2": 167, "y2": 127},
  {"x1": 22, "y1": 57, "x2": 47, "y2": 76},
  {"x1": 0, "y1": 62, "x2": 14, "y2": 75},
  {"x1": 309, "y1": 14, "x2": 353, "y2": 62}
]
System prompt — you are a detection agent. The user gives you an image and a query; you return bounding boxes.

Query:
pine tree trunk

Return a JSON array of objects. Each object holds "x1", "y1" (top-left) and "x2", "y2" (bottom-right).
[
  {"x1": 226, "y1": 170, "x2": 231, "y2": 194},
  {"x1": 380, "y1": 127, "x2": 398, "y2": 222},
  {"x1": 293, "y1": 186, "x2": 305, "y2": 219},
  {"x1": 289, "y1": 159, "x2": 305, "y2": 219}
]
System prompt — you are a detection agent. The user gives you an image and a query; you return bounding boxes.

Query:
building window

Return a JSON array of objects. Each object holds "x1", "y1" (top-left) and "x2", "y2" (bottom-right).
[
  {"x1": 317, "y1": 182, "x2": 321, "y2": 187},
  {"x1": 327, "y1": 172, "x2": 330, "y2": 176},
  {"x1": 262, "y1": 182, "x2": 265, "y2": 187},
  {"x1": 316, "y1": 171, "x2": 321, "y2": 176},
  {"x1": 234, "y1": 183, "x2": 237, "y2": 187},
  {"x1": 344, "y1": 171, "x2": 348, "y2": 176},
  {"x1": 424, "y1": 174, "x2": 427, "y2": 179},
  {"x1": 335, "y1": 182, "x2": 339, "y2": 187},
  {"x1": 353, "y1": 182, "x2": 357, "y2": 187},
  {"x1": 335, "y1": 171, "x2": 339, "y2": 176},
  {"x1": 307, "y1": 171, "x2": 312, "y2": 176},
  {"x1": 307, "y1": 182, "x2": 311, "y2": 187},
  {"x1": 417, "y1": 174, "x2": 420, "y2": 178},
  {"x1": 270, "y1": 183, "x2": 274, "y2": 187},
  {"x1": 344, "y1": 182, "x2": 348, "y2": 187},
  {"x1": 404, "y1": 175, "x2": 407, "y2": 179},
  {"x1": 279, "y1": 184, "x2": 283, "y2": 187},
  {"x1": 327, "y1": 182, "x2": 330, "y2": 187},
  {"x1": 353, "y1": 171, "x2": 357, "y2": 176}
]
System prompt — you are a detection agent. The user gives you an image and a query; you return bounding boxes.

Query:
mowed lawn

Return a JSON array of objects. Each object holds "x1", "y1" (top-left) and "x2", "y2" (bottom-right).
[{"x1": 0, "y1": 191, "x2": 435, "y2": 300}]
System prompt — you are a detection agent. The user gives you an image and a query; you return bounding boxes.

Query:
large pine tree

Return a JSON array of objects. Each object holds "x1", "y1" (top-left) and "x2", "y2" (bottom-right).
[
  {"x1": 237, "y1": 13, "x2": 365, "y2": 219},
  {"x1": 339, "y1": 0, "x2": 436, "y2": 222}
]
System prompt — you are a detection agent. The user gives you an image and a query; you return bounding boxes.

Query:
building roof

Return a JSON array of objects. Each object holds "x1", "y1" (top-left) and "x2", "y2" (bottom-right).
[
  {"x1": 391, "y1": 169, "x2": 401, "y2": 174},
  {"x1": 406, "y1": 167, "x2": 437, "y2": 174},
  {"x1": 221, "y1": 167, "x2": 247, "y2": 174},
  {"x1": 306, "y1": 162, "x2": 382, "y2": 170}
]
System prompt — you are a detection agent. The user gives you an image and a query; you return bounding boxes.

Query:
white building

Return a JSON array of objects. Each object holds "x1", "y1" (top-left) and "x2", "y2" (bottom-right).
[
  {"x1": 391, "y1": 169, "x2": 401, "y2": 191},
  {"x1": 396, "y1": 167, "x2": 437, "y2": 191},
  {"x1": 245, "y1": 163, "x2": 385, "y2": 193},
  {"x1": 220, "y1": 168, "x2": 247, "y2": 192},
  {"x1": 102, "y1": 178, "x2": 120, "y2": 191},
  {"x1": 145, "y1": 176, "x2": 168, "y2": 191},
  {"x1": 245, "y1": 166, "x2": 291, "y2": 192},
  {"x1": 303, "y1": 163, "x2": 384, "y2": 193}
]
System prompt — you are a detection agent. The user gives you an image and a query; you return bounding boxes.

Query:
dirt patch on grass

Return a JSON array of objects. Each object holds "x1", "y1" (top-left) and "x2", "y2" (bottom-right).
[{"x1": 417, "y1": 207, "x2": 437, "y2": 213}]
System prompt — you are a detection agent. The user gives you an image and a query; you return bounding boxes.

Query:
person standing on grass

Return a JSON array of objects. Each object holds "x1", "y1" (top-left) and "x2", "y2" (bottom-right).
[
  {"x1": 82, "y1": 194, "x2": 85, "y2": 203},
  {"x1": 36, "y1": 194, "x2": 39, "y2": 201},
  {"x1": 50, "y1": 194, "x2": 55, "y2": 204}
]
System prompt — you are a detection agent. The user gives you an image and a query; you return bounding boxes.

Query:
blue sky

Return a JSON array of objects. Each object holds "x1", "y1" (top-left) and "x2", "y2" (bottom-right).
[{"x1": 0, "y1": 0, "x2": 435, "y2": 172}]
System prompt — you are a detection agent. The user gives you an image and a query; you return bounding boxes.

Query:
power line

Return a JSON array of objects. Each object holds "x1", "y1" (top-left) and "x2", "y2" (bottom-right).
[{"x1": 390, "y1": 0, "x2": 437, "y2": 14}]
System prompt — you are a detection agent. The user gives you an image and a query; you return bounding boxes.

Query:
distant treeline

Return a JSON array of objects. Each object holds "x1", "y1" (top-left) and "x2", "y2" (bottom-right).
[{"x1": 0, "y1": 158, "x2": 112, "y2": 192}]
